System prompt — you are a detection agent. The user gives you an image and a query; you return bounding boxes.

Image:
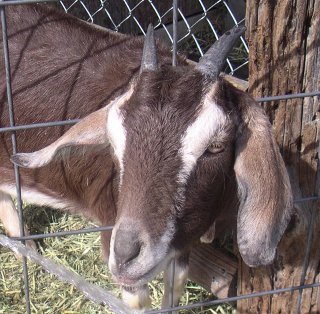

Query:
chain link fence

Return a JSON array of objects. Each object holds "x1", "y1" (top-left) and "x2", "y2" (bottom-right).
[{"x1": 59, "y1": 0, "x2": 249, "y2": 79}]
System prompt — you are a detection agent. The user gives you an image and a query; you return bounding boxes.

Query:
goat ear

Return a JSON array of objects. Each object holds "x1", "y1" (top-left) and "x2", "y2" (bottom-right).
[
  {"x1": 11, "y1": 107, "x2": 108, "y2": 168},
  {"x1": 234, "y1": 94, "x2": 292, "y2": 267}
]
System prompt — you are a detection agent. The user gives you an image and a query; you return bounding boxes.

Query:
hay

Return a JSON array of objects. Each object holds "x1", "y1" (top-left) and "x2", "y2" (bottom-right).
[
  {"x1": 0, "y1": 207, "x2": 235, "y2": 313},
  {"x1": 0, "y1": 235, "x2": 133, "y2": 314}
]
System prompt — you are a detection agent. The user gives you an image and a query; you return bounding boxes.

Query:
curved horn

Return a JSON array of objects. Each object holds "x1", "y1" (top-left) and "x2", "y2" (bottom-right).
[
  {"x1": 140, "y1": 24, "x2": 157, "y2": 73},
  {"x1": 196, "y1": 25, "x2": 246, "y2": 78}
]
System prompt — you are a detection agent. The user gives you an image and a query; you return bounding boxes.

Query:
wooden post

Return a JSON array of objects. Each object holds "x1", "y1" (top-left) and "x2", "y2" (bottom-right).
[{"x1": 238, "y1": 0, "x2": 320, "y2": 313}]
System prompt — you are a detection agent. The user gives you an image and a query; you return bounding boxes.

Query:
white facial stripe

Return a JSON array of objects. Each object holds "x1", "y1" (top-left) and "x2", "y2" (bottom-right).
[
  {"x1": 106, "y1": 86, "x2": 134, "y2": 182},
  {"x1": 178, "y1": 86, "x2": 227, "y2": 183}
]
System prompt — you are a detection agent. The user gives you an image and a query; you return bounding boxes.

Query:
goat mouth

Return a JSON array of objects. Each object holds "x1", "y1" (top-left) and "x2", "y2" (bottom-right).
[
  {"x1": 109, "y1": 238, "x2": 176, "y2": 287},
  {"x1": 113, "y1": 264, "x2": 158, "y2": 287},
  {"x1": 113, "y1": 251, "x2": 176, "y2": 287}
]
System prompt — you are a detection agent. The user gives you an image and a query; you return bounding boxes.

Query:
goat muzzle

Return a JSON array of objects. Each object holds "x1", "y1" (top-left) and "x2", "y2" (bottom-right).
[{"x1": 114, "y1": 229, "x2": 142, "y2": 269}]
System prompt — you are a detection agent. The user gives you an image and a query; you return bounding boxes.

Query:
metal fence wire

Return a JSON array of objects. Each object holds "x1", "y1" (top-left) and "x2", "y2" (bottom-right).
[
  {"x1": 59, "y1": 0, "x2": 249, "y2": 78},
  {"x1": 0, "y1": 0, "x2": 320, "y2": 313}
]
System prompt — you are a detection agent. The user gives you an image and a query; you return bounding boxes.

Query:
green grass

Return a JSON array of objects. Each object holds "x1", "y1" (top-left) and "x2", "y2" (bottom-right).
[{"x1": 0, "y1": 206, "x2": 235, "y2": 313}]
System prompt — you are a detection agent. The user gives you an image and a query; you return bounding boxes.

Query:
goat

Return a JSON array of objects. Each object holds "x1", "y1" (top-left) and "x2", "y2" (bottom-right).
[{"x1": 0, "y1": 4, "x2": 292, "y2": 311}]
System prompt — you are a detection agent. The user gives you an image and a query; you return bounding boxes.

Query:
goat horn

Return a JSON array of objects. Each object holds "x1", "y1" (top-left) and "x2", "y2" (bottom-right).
[
  {"x1": 140, "y1": 24, "x2": 157, "y2": 73},
  {"x1": 196, "y1": 25, "x2": 246, "y2": 78}
]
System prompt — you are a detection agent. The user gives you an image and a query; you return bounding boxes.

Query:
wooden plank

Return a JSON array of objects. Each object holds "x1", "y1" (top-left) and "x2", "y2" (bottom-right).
[
  {"x1": 189, "y1": 244, "x2": 238, "y2": 299},
  {"x1": 221, "y1": 74, "x2": 248, "y2": 91}
]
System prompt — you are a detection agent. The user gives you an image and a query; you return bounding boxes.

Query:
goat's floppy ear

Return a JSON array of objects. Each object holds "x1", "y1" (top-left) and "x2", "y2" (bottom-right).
[
  {"x1": 11, "y1": 107, "x2": 108, "y2": 168},
  {"x1": 234, "y1": 94, "x2": 292, "y2": 267},
  {"x1": 11, "y1": 86, "x2": 134, "y2": 169}
]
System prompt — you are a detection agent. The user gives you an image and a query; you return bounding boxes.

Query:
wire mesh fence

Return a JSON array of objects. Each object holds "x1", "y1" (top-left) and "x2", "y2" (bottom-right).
[
  {"x1": 0, "y1": 0, "x2": 319, "y2": 313},
  {"x1": 59, "y1": 0, "x2": 249, "y2": 78}
]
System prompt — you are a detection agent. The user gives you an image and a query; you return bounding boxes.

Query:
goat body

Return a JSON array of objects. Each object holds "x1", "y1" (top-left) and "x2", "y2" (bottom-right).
[
  {"x1": 0, "y1": 4, "x2": 173, "y2": 257},
  {"x1": 0, "y1": 4, "x2": 292, "y2": 311}
]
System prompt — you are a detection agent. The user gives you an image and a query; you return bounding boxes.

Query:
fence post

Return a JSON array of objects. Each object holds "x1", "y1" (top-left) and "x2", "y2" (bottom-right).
[{"x1": 237, "y1": 0, "x2": 320, "y2": 313}]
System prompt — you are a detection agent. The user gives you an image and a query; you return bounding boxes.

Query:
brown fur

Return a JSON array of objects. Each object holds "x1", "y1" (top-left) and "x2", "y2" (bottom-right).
[
  {"x1": 0, "y1": 4, "x2": 179, "y2": 258},
  {"x1": 0, "y1": 4, "x2": 292, "y2": 308}
]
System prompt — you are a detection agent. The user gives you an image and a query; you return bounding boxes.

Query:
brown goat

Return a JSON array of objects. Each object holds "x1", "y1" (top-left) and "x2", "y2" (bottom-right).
[{"x1": 0, "y1": 4, "x2": 292, "y2": 310}]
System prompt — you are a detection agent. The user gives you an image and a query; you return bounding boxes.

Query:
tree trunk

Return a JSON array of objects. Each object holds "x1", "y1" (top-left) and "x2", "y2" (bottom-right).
[{"x1": 238, "y1": 0, "x2": 320, "y2": 313}]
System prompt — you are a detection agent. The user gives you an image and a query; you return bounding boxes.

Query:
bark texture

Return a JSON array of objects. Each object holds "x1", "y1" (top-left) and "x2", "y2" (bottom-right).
[{"x1": 238, "y1": 0, "x2": 320, "y2": 313}]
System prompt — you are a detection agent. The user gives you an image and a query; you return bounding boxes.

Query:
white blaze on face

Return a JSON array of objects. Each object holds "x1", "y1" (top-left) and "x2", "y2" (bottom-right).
[
  {"x1": 106, "y1": 86, "x2": 134, "y2": 182},
  {"x1": 178, "y1": 84, "x2": 227, "y2": 183}
]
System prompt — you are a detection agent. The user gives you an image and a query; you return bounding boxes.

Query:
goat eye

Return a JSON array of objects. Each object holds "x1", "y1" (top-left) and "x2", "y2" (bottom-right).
[{"x1": 205, "y1": 143, "x2": 224, "y2": 154}]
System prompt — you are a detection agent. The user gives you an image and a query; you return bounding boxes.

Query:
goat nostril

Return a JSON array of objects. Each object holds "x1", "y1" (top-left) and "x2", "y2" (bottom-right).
[
  {"x1": 114, "y1": 230, "x2": 142, "y2": 266},
  {"x1": 124, "y1": 240, "x2": 140, "y2": 264}
]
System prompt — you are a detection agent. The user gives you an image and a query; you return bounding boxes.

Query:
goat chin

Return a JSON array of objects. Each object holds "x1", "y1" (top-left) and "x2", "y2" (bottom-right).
[{"x1": 122, "y1": 285, "x2": 152, "y2": 310}]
